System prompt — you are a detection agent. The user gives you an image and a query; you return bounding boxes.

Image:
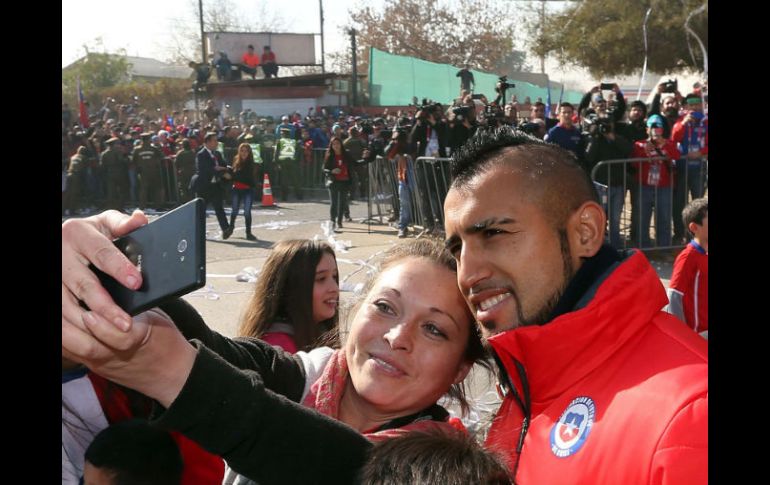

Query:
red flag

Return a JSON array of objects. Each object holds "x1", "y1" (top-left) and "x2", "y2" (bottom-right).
[{"x1": 77, "y1": 78, "x2": 90, "y2": 129}]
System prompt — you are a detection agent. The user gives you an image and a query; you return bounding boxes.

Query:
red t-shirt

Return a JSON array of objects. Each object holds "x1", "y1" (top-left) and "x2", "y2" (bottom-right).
[
  {"x1": 242, "y1": 52, "x2": 259, "y2": 67},
  {"x1": 333, "y1": 154, "x2": 349, "y2": 181},
  {"x1": 262, "y1": 51, "x2": 276, "y2": 63}
]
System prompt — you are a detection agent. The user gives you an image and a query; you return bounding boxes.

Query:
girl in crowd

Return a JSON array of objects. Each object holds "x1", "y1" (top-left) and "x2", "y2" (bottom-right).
[
  {"x1": 227, "y1": 143, "x2": 258, "y2": 241},
  {"x1": 62, "y1": 211, "x2": 489, "y2": 484},
  {"x1": 323, "y1": 136, "x2": 352, "y2": 232},
  {"x1": 239, "y1": 239, "x2": 339, "y2": 353}
]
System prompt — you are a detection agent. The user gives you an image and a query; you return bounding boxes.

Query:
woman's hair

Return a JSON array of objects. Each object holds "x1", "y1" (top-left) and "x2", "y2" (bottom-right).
[
  {"x1": 351, "y1": 238, "x2": 490, "y2": 416},
  {"x1": 325, "y1": 136, "x2": 345, "y2": 159},
  {"x1": 239, "y1": 239, "x2": 339, "y2": 350},
  {"x1": 232, "y1": 143, "x2": 254, "y2": 173}
]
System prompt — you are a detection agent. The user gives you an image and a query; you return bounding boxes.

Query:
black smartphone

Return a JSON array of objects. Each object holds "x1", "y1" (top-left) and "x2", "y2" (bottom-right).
[
  {"x1": 91, "y1": 198, "x2": 207, "y2": 316},
  {"x1": 600, "y1": 83, "x2": 614, "y2": 91}
]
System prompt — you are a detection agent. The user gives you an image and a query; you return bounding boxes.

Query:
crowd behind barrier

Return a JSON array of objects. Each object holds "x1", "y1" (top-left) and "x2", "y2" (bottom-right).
[{"x1": 63, "y1": 78, "x2": 707, "y2": 254}]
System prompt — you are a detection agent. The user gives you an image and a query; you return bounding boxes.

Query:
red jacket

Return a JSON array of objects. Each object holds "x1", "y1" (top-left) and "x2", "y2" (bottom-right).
[
  {"x1": 485, "y1": 250, "x2": 708, "y2": 485},
  {"x1": 632, "y1": 140, "x2": 680, "y2": 187},
  {"x1": 669, "y1": 241, "x2": 708, "y2": 333}
]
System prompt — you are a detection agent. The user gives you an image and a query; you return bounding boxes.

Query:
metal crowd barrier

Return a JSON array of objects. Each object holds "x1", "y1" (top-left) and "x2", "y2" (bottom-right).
[
  {"x1": 365, "y1": 156, "x2": 454, "y2": 233},
  {"x1": 590, "y1": 156, "x2": 708, "y2": 251},
  {"x1": 413, "y1": 157, "x2": 453, "y2": 232}
]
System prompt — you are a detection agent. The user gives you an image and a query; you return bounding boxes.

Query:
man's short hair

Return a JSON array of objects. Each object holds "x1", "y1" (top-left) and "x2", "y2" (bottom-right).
[
  {"x1": 247, "y1": 44, "x2": 254, "y2": 49},
  {"x1": 84, "y1": 420, "x2": 183, "y2": 485},
  {"x1": 559, "y1": 102, "x2": 574, "y2": 111},
  {"x1": 450, "y1": 126, "x2": 599, "y2": 228},
  {"x1": 682, "y1": 197, "x2": 708, "y2": 234},
  {"x1": 630, "y1": 100, "x2": 648, "y2": 116}
]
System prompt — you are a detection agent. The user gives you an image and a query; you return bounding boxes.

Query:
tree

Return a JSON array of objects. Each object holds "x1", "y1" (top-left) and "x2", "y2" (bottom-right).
[
  {"x1": 344, "y1": 0, "x2": 517, "y2": 74},
  {"x1": 61, "y1": 38, "x2": 132, "y2": 107},
  {"x1": 530, "y1": 0, "x2": 708, "y2": 77}
]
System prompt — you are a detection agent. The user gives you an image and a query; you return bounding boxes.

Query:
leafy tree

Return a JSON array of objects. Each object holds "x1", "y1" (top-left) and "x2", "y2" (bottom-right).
[
  {"x1": 61, "y1": 38, "x2": 132, "y2": 106},
  {"x1": 530, "y1": 0, "x2": 707, "y2": 77},
  {"x1": 344, "y1": 0, "x2": 517, "y2": 73}
]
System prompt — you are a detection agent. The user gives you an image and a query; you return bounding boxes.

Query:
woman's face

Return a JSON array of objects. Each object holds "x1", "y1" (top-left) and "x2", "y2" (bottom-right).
[
  {"x1": 345, "y1": 257, "x2": 472, "y2": 416},
  {"x1": 331, "y1": 139, "x2": 343, "y2": 152},
  {"x1": 239, "y1": 145, "x2": 251, "y2": 157},
  {"x1": 312, "y1": 252, "x2": 339, "y2": 324}
]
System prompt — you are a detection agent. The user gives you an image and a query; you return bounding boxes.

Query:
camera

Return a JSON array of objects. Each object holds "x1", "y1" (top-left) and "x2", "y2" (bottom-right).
[
  {"x1": 482, "y1": 104, "x2": 507, "y2": 128},
  {"x1": 584, "y1": 113, "x2": 613, "y2": 136},
  {"x1": 661, "y1": 79, "x2": 678, "y2": 93},
  {"x1": 495, "y1": 75, "x2": 515, "y2": 93},
  {"x1": 451, "y1": 105, "x2": 471, "y2": 121}
]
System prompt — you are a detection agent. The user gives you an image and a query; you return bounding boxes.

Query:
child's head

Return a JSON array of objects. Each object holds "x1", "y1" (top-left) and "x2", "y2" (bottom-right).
[
  {"x1": 83, "y1": 420, "x2": 183, "y2": 485},
  {"x1": 239, "y1": 239, "x2": 339, "y2": 349},
  {"x1": 683, "y1": 197, "x2": 708, "y2": 244},
  {"x1": 357, "y1": 430, "x2": 511, "y2": 484}
]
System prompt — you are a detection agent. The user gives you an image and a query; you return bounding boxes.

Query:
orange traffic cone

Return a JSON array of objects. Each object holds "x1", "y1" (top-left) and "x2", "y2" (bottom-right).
[{"x1": 260, "y1": 173, "x2": 276, "y2": 207}]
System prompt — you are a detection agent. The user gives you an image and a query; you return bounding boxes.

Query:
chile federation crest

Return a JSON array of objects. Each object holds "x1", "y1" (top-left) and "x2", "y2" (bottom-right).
[{"x1": 550, "y1": 396, "x2": 595, "y2": 458}]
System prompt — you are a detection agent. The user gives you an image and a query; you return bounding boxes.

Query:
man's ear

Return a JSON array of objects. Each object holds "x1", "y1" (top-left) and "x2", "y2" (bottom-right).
[
  {"x1": 567, "y1": 201, "x2": 606, "y2": 261},
  {"x1": 687, "y1": 221, "x2": 699, "y2": 236}
]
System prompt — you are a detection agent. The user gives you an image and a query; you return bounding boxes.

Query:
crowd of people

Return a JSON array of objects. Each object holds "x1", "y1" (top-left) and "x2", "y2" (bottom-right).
[
  {"x1": 62, "y1": 122, "x2": 708, "y2": 484},
  {"x1": 63, "y1": 77, "x2": 706, "y2": 249}
]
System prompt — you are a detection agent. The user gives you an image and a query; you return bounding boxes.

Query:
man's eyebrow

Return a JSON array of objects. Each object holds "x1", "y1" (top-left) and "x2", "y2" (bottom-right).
[{"x1": 445, "y1": 218, "x2": 515, "y2": 249}]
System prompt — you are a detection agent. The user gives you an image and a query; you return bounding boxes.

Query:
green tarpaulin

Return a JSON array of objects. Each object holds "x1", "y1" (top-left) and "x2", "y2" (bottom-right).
[{"x1": 367, "y1": 47, "x2": 583, "y2": 106}]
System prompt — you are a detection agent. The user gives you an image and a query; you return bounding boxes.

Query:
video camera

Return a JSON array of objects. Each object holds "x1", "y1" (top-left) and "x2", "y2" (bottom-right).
[
  {"x1": 495, "y1": 75, "x2": 515, "y2": 94},
  {"x1": 661, "y1": 79, "x2": 678, "y2": 93},
  {"x1": 583, "y1": 113, "x2": 614, "y2": 136},
  {"x1": 451, "y1": 105, "x2": 472, "y2": 122},
  {"x1": 482, "y1": 104, "x2": 507, "y2": 128}
]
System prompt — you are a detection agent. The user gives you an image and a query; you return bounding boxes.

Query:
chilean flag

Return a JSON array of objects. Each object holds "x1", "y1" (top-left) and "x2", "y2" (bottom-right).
[{"x1": 77, "y1": 78, "x2": 90, "y2": 128}]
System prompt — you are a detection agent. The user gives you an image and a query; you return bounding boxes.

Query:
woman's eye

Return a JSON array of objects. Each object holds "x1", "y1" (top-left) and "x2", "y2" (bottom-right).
[
  {"x1": 374, "y1": 301, "x2": 394, "y2": 314},
  {"x1": 424, "y1": 323, "x2": 447, "y2": 339}
]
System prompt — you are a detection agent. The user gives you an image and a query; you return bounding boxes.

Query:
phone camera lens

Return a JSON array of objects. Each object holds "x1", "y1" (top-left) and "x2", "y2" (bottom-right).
[{"x1": 177, "y1": 240, "x2": 188, "y2": 253}]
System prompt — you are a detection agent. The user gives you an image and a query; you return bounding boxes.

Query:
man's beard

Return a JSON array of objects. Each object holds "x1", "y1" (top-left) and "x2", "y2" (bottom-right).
[{"x1": 516, "y1": 227, "x2": 575, "y2": 327}]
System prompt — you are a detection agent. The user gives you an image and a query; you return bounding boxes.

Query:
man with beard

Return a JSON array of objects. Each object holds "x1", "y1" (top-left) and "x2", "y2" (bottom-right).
[
  {"x1": 650, "y1": 82, "x2": 684, "y2": 138},
  {"x1": 443, "y1": 127, "x2": 707, "y2": 484}
]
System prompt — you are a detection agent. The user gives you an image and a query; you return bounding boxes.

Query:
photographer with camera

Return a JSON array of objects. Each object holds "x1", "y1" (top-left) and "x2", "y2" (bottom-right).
[
  {"x1": 584, "y1": 114, "x2": 633, "y2": 247},
  {"x1": 650, "y1": 79, "x2": 683, "y2": 138},
  {"x1": 448, "y1": 98, "x2": 478, "y2": 154},
  {"x1": 579, "y1": 83, "x2": 626, "y2": 125},
  {"x1": 409, "y1": 102, "x2": 448, "y2": 233}
]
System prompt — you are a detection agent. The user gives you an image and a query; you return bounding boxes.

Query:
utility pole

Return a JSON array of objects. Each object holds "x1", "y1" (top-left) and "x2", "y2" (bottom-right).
[
  {"x1": 319, "y1": 0, "x2": 325, "y2": 73},
  {"x1": 196, "y1": 0, "x2": 206, "y2": 117},
  {"x1": 349, "y1": 28, "x2": 358, "y2": 107},
  {"x1": 540, "y1": 1, "x2": 545, "y2": 73},
  {"x1": 199, "y1": 0, "x2": 206, "y2": 64}
]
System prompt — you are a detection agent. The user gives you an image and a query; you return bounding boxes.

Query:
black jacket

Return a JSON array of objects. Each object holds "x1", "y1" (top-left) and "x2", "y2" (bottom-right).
[{"x1": 583, "y1": 132, "x2": 633, "y2": 186}]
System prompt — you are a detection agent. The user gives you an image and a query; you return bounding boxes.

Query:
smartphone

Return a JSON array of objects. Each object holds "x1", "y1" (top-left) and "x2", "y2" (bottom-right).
[
  {"x1": 91, "y1": 198, "x2": 206, "y2": 316},
  {"x1": 600, "y1": 83, "x2": 614, "y2": 91}
]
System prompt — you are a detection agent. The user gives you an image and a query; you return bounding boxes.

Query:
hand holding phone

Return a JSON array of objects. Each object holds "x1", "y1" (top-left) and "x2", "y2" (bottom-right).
[{"x1": 90, "y1": 198, "x2": 206, "y2": 316}]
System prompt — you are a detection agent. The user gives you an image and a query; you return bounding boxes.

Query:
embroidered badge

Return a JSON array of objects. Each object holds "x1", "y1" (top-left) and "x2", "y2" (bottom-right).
[{"x1": 550, "y1": 396, "x2": 595, "y2": 458}]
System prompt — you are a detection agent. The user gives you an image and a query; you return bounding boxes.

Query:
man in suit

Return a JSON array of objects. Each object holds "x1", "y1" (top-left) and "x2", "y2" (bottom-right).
[{"x1": 190, "y1": 132, "x2": 232, "y2": 239}]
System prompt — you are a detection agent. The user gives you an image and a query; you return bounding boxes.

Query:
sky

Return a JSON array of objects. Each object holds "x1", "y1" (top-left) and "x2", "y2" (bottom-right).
[
  {"x1": 62, "y1": 0, "x2": 355, "y2": 68},
  {"x1": 62, "y1": 0, "x2": 602, "y2": 90}
]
